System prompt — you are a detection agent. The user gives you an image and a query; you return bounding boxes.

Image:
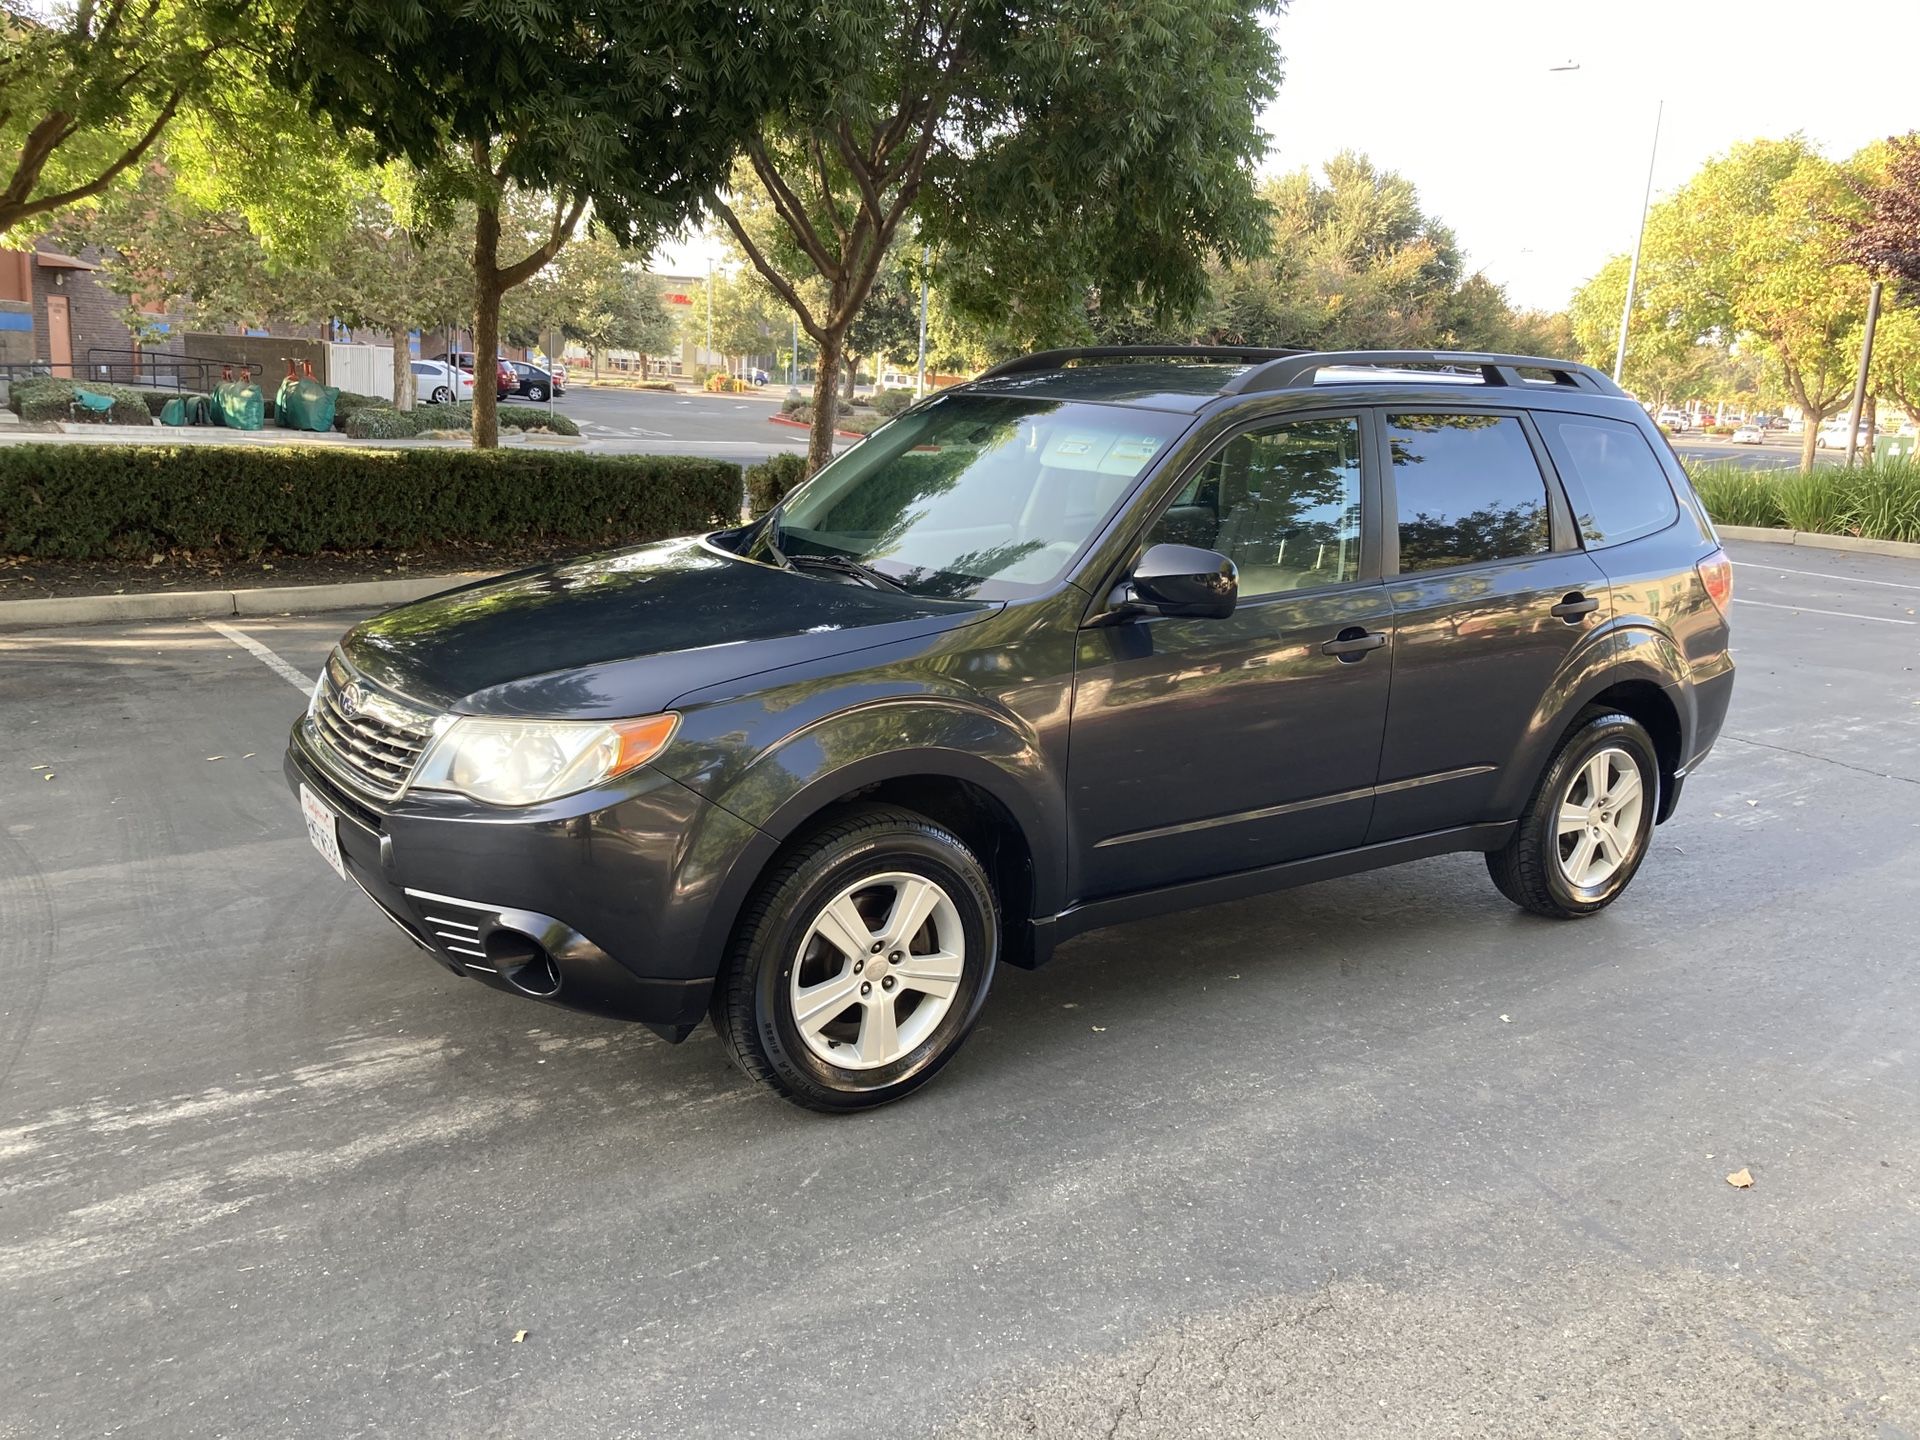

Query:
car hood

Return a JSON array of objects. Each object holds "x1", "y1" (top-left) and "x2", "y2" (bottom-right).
[{"x1": 340, "y1": 536, "x2": 993, "y2": 718}]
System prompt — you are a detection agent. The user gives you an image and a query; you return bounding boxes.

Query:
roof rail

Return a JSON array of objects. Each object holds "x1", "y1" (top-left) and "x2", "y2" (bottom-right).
[
  {"x1": 1223, "y1": 350, "x2": 1623, "y2": 397},
  {"x1": 976, "y1": 344, "x2": 1307, "y2": 381}
]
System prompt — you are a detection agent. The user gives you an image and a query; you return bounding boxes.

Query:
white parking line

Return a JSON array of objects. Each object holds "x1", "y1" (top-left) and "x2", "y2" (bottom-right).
[
  {"x1": 1732, "y1": 599, "x2": 1916, "y2": 626},
  {"x1": 1733, "y1": 561, "x2": 1920, "y2": 592},
  {"x1": 201, "y1": 620, "x2": 317, "y2": 693}
]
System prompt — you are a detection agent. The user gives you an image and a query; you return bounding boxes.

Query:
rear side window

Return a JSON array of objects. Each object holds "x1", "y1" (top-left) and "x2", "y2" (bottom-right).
[
  {"x1": 1387, "y1": 413, "x2": 1549, "y2": 573},
  {"x1": 1534, "y1": 414, "x2": 1679, "y2": 547}
]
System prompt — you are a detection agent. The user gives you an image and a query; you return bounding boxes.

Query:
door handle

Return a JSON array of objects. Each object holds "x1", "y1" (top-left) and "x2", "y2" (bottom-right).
[
  {"x1": 1321, "y1": 627, "x2": 1388, "y2": 661},
  {"x1": 1549, "y1": 592, "x2": 1600, "y2": 623}
]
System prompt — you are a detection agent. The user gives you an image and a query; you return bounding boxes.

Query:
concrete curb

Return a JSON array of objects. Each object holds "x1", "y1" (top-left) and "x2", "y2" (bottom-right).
[
  {"x1": 1717, "y1": 524, "x2": 1920, "y2": 561},
  {"x1": 0, "y1": 573, "x2": 488, "y2": 629}
]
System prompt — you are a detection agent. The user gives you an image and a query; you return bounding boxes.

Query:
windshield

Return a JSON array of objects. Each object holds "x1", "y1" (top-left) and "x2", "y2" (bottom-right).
[{"x1": 751, "y1": 393, "x2": 1189, "y2": 599}]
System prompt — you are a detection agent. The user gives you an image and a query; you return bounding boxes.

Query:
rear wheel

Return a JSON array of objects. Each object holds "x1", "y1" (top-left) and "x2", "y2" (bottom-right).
[
  {"x1": 1487, "y1": 709, "x2": 1658, "y2": 919},
  {"x1": 527, "y1": 384, "x2": 547, "y2": 402},
  {"x1": 711, "y1": 805, "x2": 997, "y2": 1110},
  {"x1": 430, "y1": 386, "x2": 451, "y2": 404}
]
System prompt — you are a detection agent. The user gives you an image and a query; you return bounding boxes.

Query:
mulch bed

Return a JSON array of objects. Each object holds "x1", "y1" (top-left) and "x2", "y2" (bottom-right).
[{"x1": 0, "y1": 541, "x2": 601, "y2": 602}]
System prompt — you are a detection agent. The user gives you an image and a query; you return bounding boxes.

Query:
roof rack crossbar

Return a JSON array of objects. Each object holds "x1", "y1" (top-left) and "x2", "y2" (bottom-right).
[
  {"x1": 1223, "y1": 350, "x2": 1622, "y2": 397},
  {"x1": 976, "y1": 344, "x2": 1307, "y2": 382}
]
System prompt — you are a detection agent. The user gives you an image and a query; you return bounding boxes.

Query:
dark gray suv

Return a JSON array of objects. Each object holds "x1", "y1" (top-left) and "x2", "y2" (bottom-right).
[{"x1": 286, "y1": 347, "x2": 1735, "y2": 1110}]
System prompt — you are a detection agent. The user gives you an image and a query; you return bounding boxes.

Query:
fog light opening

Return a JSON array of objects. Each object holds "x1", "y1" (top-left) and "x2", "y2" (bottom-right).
[{"x1": 485, "y1": 929, "x2": 562, "y2": 998}]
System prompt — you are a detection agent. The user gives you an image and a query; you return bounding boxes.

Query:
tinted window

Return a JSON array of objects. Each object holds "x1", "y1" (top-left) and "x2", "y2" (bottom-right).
[
  {"x1": 1535, "y1": 414, "x2": 1678, "y2": 546},
  {"x1": 1388, "y1": 413, "x2": 1548, "y2": 572},
  {"x1": 1149, "y1": 417, "x2": 1362, "y2": 596}
]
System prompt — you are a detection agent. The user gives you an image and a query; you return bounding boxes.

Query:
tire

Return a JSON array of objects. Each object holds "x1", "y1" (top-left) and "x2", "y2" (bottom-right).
[
  {"x1": 711, "y1": 805, "x2": 998, "y2": 1111},
  {"x1": 431, "y1": 386, "x2": 451, "y2": 404},
  {"x1": 1486, "y1": 709, "x2": 1659, "y2": 920},
  {"x1": 528, "y1": 385, "x2": 547, "y2": 402}
]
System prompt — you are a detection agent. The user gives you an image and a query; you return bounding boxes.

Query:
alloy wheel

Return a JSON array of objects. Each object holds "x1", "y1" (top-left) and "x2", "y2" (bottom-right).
[
  {"x1": 788, "y1": 872, "x2": 966, "y2": 1070},
  {"x1": 1555, "y1": 746, "x2": 1644, "y2": 889}
]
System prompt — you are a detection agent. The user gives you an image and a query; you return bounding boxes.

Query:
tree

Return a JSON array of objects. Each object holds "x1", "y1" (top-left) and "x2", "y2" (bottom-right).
[
  {"x1": 714, "y1": 0, "x2": 1283, "y2": 472},
  {"x1": 0, "y1": 0, "x2": 238, "y2": 235},
  {"x1": 1654, "y1": 139, "x2": 1868, "y2": 469},
  {"x1": 703, "y1": 265, "x2": 787, "y2": 373},
  {"x1": 526, "y1": 225, "x2": 673, "y2": 379},
  {"x1": 1840, "y1": 132, "x2": 1920, "y2": 293},
  {"x1": 270, "y1": 0, "x2": 823, "y2": 447}
]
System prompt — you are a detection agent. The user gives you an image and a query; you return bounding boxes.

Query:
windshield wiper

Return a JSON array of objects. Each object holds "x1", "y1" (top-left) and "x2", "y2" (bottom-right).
[
  {"x1": 789, "y1": 552, "x2": 910, "y2": 593},
  {"x1": 757, "y1": 503, "x2": 794, "y2": 570}
]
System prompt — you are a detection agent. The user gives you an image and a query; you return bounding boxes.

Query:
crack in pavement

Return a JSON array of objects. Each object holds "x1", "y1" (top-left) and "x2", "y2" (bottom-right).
[{"x1": 1719, "y1": 733, "x2": 1920, "y2": 787}]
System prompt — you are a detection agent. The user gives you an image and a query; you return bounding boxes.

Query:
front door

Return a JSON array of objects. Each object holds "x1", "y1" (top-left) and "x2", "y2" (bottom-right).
[
  {"x1": 45, "y1": 295, "x2": 71, "y2": 377},
  {"x1": 1068, "y1": 413, "x2": 1394, "y2": 902},
  {"x1": 1365, "y1": 408, "x2": 1608, "y2": 841}
]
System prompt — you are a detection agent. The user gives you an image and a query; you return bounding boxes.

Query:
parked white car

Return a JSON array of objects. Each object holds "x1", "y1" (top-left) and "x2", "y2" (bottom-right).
[
  {"x1": 1815, "y1": 420, "x2": 1868, "y2": 450},
  {"x1": 411, "y1": 359, "x2": 474, "y2": 404},
  {"x1": 1731, "y1": 425, "x2": 1763, "y2": 444}
]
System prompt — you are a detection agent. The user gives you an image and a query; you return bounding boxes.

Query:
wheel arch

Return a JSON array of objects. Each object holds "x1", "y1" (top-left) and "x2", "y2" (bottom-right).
[
  {"x1": 1495, "y1": 624, "x2": 1695, "y2": 825},
  {"x1": 692, "y1": 727, "x2": 1065, "y2": 975}
]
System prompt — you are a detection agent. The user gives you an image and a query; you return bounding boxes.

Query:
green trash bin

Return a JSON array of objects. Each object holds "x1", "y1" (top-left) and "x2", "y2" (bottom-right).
[
  {"x1": 212, "y1": 377, "x2": 265, "y2": 430},
  {"x1": 275, "y1": 374, "x2": 338, "y2": 431},
  {"x1": 1875, "y1": 433, "x2": 1916, "y2": 464}
]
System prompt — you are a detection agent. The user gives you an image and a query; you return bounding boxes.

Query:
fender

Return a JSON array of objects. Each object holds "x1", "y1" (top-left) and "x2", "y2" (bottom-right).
[
  {"x1": 683, "y1": 696, "x2": 1068, "y2": 970},
  {"x1": 1489, "y1": 619, "x2": 1692, "y2": 820}
]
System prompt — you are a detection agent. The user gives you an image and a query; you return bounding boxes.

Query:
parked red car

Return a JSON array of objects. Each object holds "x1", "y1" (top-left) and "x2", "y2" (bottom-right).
[{"x1": 438, "y1": 351, "x2": 519, "y2": 400}]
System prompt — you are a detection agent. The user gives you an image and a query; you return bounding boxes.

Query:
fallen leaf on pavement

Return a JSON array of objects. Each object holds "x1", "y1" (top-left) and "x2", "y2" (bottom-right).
[
  {"x1": 512, "y1": 1330, "x2": 528, "y2": 1343},
  {"x1": 205, "y1": 756, "x2": 224, "y2": 761},
  {"x1": 1500, "y1": 1014, "x2": 1511, "y2": 1023},
  {"x1": 1091, "y1": 1026, "x2": 1106, "y2": 1033},
  {"x1": 1726, "y1": 1168, "x2": 1753, "y2": 1189}
]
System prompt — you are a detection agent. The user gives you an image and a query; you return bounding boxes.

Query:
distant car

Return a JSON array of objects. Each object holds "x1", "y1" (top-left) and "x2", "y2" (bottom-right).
[
  {"x1": 505, "y1": 361, "x2": 559, "y2": 404},
  {"x1": 438, "y1": 351, "x2": 519, "y2": 400},
  {"x1": 1656, "y1": 410, "x2": 1687, "y2": 433},
  {"x1": 1816, "y1": 421, "x2": 1868, "y2": 450},
  {"x1": 551, "y1": 363, "x2": 568, "y2": 394},
  {"x1": 1731, "y1": 425, "x2": 1763, "y2": 444},
  {"x1": 411, "y1": 359, "x2": 474, "y2": 404}
]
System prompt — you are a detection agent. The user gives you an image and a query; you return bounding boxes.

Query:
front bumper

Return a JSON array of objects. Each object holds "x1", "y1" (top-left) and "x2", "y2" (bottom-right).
[{"x1": 285, "y1": 723, "x2": 763, "y2": 1041}]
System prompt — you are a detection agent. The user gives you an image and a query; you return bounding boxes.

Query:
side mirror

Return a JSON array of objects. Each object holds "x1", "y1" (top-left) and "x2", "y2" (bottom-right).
[{"x1": 1116, "y1": 543, "x2": 1238, "y2": 620}]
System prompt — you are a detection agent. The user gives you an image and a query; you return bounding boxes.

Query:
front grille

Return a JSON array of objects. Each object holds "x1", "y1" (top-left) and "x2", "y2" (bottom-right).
[{"x1": 309, "y1": 652, "x2": 437, "y2": 800}]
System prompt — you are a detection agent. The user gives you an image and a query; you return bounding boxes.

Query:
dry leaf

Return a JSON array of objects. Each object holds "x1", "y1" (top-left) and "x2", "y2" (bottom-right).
[
  {"x1": 30, "y1": 764, "x2": 48, "y2": 770},
  {"x1": 43, "y1": 773, "x2": 55, "y2": 781},
  {"x1": 1091, "y1": 1026, "x2": 1106, "y2": 1033},
  {"x1": 206, "y1": 755, "x2": 224, "y2": 761},
  {"x1": 1726, "y1": 1168, "x2": 1754, "y2": 1189},
  {"x1": 1499, "y1": 1014, "x2": 1512, "y2": 1023},
  {"x1": 512, "y1": 1329, "x2": 528, "y2": 1343}
]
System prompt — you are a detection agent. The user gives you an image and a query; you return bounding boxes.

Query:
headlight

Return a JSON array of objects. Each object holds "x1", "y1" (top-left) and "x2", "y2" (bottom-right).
[{"x1": 411, "y1": 713, "x2": 678, "y2": 806}]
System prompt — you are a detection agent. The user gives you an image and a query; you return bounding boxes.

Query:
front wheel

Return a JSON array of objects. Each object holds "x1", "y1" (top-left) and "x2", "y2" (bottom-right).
[
  {"x1": 711, "y1": 805, "x2": 998, "y2": 1110},
  {"x1": 527, "y1": 385, "x2": 547, "y2": 402},
  {"x1": 1487, "y1": 709, "x2": 1658, "y2": 919}
]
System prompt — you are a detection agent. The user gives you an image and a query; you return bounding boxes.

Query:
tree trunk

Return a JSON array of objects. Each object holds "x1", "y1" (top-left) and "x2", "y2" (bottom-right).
[
  {"x1": 471, "y1": 202, "x2": 503, "y2": 450},
  {"x1": 1799, "y1": 419, "x2": 1820, "y2": 473},
  {"x1": 591, "y1": 348, "x2": 601, "y2": 382},
  {"x1": 808, "y1": 328, "x2": 845, "y2": 475},
  {"x1": 389, "y1": 328, "x2": 414, "y2": 411},
  {"x1": 842, "y1": 351, "x2": 858, "y2": 404}
]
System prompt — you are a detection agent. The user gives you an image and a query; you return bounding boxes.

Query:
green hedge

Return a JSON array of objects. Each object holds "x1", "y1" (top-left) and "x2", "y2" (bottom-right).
[
  {"x1": 745, "y1": 452, "x2": 808, "y2": 516},
  {"x1": 8, "y1": 377, "x2": 154, "y2": 426},
  {"x1": 344, "y1": 401, "x2": 580, "y2": 439},
  {"x1": 0, "y1": 444, "x2": 741, "y2": 560},
  {"x1": 1688, "y1": 458, "x2": 1920, "y2": 543}
]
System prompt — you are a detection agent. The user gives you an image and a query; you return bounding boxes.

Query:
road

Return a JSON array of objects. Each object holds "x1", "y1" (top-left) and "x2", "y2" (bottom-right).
[
  {"x1": 2, "y1": 541, "x2": 1918, "y2": 1437},
  {"x1": 559, "y1": 382, "x2": 821, "y2": 463}
]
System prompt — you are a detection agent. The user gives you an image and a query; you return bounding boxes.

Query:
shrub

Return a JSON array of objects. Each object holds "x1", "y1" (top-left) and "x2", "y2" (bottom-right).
[
  {"x1": 1774, "y1": 470, "x2": 1848, "y2": 535},
  {"x1": 8, "y1": 377, "x2": 153, "y2": 426},
  {"x1": 780, "y1": 393, "x2": 808, "y2": 415},
  {"x1": 870, "y1": 388, "x2": 913, "y2": 417},
  {"x1": 1843, "y1": 462, "x2": 1920, "y2": 543},
  {"x1": 1686, "y1": 462, "x2": 1783, "y2": 528},
  {"x1": 745, "y1": 453, "x2": 808, "y2": 516},
  {"x1": 342, "y1": 401, "x2": 579, "y2": 439},
  {"x1": 0, "y1": 445, "x2": 741, "y2": 560}
]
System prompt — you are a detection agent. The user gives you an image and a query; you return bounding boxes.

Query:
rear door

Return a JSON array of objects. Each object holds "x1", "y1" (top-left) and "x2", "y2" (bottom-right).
[
  {"x1": 1364, "y1": 408, "x2": 1607, "y2": 842},
  {"x1": 1068, "y1": 411, "x2": 1395, "y2": 900}
]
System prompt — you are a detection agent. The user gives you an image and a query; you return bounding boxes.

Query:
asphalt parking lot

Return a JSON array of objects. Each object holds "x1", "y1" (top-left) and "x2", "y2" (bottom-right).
[{"x1": 2, "y1": 539, "x2": 1917, "y2": 1438}]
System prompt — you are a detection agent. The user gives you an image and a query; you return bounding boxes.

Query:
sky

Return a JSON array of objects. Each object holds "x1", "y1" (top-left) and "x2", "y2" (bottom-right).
[{"x1": 658, "y1": 0, "x2": 1920, "y2": 313}]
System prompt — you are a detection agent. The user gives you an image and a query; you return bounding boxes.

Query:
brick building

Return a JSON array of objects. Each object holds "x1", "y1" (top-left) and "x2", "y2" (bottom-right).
[{"x1": 0, "y1": 242, "x2": 162, "y2": 378}]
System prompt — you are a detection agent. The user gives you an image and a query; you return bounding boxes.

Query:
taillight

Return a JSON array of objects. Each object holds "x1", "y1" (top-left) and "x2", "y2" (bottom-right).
[{"x1": 1697, "y1": 548, "x2": 1733, "y2": 617}]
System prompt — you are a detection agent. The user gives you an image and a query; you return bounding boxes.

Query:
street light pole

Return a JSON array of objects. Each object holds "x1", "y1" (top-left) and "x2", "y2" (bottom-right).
[
  {"x1": 916, "y1": 244, "x2": 930, "y2": 400},
  {"x1": 705, "y1": 253, "x2": 713, "y2": 362},
  {"x1": 1844, "y1": 279, "x2": 1883, "y2": 467},
  {"x1": 1614, "y1": 98, "x2": 1663, "y2": 386}
]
